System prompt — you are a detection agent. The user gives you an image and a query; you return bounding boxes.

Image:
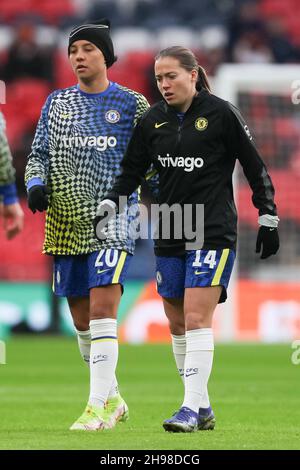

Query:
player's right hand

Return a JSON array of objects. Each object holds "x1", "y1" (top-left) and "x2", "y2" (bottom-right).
[{"x1": 28, "y1": 185, "x2": 51, "y2": 213}]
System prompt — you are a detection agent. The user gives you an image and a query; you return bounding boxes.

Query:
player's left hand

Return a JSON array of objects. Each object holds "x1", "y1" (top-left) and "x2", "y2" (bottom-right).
[
  {"x1": 28, "y1": 184, "x2": 51, "y2": 213},
  {"x1": 93, "y1": 199, "x2": 117, "y2": 241},
  {"x1": 255, "y1": 226, "x2": 279, "y2": 259}
]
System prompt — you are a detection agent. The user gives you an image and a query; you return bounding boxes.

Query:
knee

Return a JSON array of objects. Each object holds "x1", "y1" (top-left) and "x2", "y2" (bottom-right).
[
  {"x1": 89, "y1": 299, "x2": 116, "y2": 320},
  {"x1": 185, "y1": 311, "x2": 211, "y2": 330}
]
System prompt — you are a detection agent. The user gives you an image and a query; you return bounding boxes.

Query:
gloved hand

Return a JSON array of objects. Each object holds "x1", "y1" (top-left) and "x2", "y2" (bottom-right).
[
  {"x1": 28, "y1": 185, "x2": 51, "y2": 213},
  {"x1": 93, "y1": 199, "x2": 117, "y2": 240},
  {"x1": 255, "y1": 226, "x2": 279, "y2": 259}
]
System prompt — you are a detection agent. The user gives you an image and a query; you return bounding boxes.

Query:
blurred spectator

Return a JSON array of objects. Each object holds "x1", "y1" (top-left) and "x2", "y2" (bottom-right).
[
  {"x1": 266, "y1": 17, "x2": 300, "y2": 63},
  {"x1": 232, "y1": 29, "x2": 273, "y2": 63},
  {"x1": 228, "y1": 1, "x2": 266, "y2": 61},
  {"x1": 197, "y1": 25, "x2": 228, "y2": 75},
  {"x1": 1, "y1": 21, "x2": 54, "y2": 84}
]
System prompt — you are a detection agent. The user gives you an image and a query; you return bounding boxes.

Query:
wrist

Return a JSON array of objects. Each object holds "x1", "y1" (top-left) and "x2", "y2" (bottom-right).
[
  {"x1": 27, "y1": 178, "x2": 44, "y2": 191},
  {"x1": 258, "y1": 214, "x2": 279, "y2": 228},
  {"x1": 0, "y1": 183, "x2": 19, "y2": 204}
]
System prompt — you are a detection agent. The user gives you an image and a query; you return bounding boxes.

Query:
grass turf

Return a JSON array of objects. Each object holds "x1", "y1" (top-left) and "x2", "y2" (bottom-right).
[{"x1": 0, "y1": 336, "x2": 299, "y2": 450}]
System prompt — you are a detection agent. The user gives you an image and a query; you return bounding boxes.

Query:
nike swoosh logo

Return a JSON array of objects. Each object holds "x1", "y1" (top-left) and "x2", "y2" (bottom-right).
[
  {"x1": 155, "y1": 122, "x2": 168, "y2": 128},
  {"x1": 97, "y1": 268, "x2": 111, "y2": 274},
  {"x1": 194, "y1": 271, "x2": 209, "y2": 275},
  {"x1": 92, "y1": 359, "x2": 107, "y2": 364},
  {"x1": 185, "y1": 372, "x2": 198, "y2": 377}
]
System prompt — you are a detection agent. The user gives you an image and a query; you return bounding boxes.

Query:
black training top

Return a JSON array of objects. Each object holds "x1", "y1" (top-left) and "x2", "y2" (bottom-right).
[{"x1": 106, "y1": 88, "x2": 277, "y2": 256}]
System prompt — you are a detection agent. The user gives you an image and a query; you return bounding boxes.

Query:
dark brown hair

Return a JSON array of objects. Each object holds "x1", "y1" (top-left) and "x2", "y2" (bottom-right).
[{"x1": 155, "y1": 46, "x2": 211, "y2": 92}]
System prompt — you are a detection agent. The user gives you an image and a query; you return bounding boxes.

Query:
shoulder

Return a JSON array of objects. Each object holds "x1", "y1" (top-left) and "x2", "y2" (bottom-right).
[
  {"x1": 209, "y1": 92, "x2": 241, "y2": 116},
  {"x1": 42, "y1": 86, "x2": 79, "y2": 114},
  {"x1": 47, "y1": 86, "x2": 78, "y2": 103},
  {"x1": 114, "y1": 83, "x2": 149, "y2": 107},
  {"x1": 201, "y1": 91, "x2": 232, "y2": 114},
  {"x1": 138, "y1": 100, "x2": 165, "y2": 125}
]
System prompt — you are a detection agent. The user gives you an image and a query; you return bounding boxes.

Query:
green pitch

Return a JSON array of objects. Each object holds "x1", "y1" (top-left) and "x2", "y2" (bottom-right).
[{"x1": 0, "y1": 337, "x2": 299, "y2": 450}]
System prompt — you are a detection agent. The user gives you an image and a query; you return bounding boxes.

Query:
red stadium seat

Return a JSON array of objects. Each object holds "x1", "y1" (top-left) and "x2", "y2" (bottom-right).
[
  {"x1": 123, "y1": 51, "x2": 154, "y2": 72},
  {"x1": 260, "y1": 0, "x2": 292, "y2": 17},
  {"x1": 0, "y1": 200, "x2": 49, "y2": 281},
  {"x1": 2, "y1": 79, "x2": 49, "y2": 150},
  {"x1": 108, "y1": 55, "x2": 152, "y2": 97},
  {"x1": 0, "y1": 0, "x2": 33, "y2": 22},
  {"x1": 54, "y1": 51, "x2": 76, "y2": 90},
  {"x1": 0, "y1": 0, "x2": 75, "y2": 24},
  {"x1": 7, "y1": 79, "x2": 49, "y2": 123},
  {"x1": 1, "y1": 104, "x2": 28, "y2": 149},
  {"x1": 285, "y1": 15, "x2": 300, "y2": 45},
  {"x1": 31, "y1": 0, "x2": 75, "y2": 25}
]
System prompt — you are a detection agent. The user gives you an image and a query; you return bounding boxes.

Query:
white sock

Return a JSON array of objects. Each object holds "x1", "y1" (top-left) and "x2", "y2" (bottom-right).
[
  {"x1": 88, "y1": 319, "x2": 118, "y2": 408},
  {"x1": 75, "y1": 328, "x2": 91, "y2": 365},
  {"x1": 171, "y1": 334, "x2": 186, "y2": 383},
  {"x1": 75, "y1": 327, "x2": 119, "y2": 399},
  {"x1": 182, "y1": 328, "x2": 214, "y2": 413}
]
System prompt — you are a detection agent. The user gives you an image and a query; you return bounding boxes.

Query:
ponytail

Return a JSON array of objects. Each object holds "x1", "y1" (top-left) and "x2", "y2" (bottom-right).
[{"x1": 196, "y1": 65, "x2": 211, "y2": 92}]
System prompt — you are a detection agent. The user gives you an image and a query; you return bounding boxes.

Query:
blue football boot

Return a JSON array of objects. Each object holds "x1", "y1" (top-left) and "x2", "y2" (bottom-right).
[
  {"x1": 198, "y1": 406, "x2": 216, "y2": 430},
  {"x1": 163, "y1": 406, "x2": 198, "y2": 433}
]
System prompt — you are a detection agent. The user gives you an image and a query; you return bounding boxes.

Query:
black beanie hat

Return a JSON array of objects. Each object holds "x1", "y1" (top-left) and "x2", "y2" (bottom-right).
[{"x1": 68, "y1": 18, "x2": 117, "y2": 68}]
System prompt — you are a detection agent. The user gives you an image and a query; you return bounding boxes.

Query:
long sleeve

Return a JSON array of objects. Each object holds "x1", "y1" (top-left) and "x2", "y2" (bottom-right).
[
  {"x1": 224, "y1": 102, "x2": 277, "y2": 216},
  {"x1": 24, "y1": 94, "x2": 52, "y2": 188},
  {"x1": 133, "y1": 93, "x2": 149, "y2": 125},
  {"x1": 106, "y1": 119, "x2": 152, "y2": 203}
]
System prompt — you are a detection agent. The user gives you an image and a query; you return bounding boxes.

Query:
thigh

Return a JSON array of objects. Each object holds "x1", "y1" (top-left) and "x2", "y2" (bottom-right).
[
  {"x1": 155, "y1": 255, "x2": 185, "y2": 299},
  {"x1": 89, "y1": 284, "x2": 122, "y2": 320},
  {"x1": 162, "y1": 297, "x2": 185, "y2": 335},
  {"x1": 184, "y1": 286, "x2": 222, "y2": 330},
  {"x1": 185, "y1": 248, "x2": 235, "y2": 303}
]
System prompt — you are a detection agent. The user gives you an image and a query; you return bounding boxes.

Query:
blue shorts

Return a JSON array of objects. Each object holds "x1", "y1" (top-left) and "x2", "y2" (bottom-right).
[
  {"x1": 53, "y1": 249, "x2": 132, "y2": 297},
  {"x1": 155, "y1": 249, "x2": 235, "y2": 303}
]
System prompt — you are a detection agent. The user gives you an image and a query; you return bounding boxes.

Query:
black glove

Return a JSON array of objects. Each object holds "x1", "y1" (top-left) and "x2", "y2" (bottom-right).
[
  {"x1": 28, "y1": 185, "x2": 51, "y2": 213},
  {"x1": 255, "y1": 226, "x2": 279, "y2": 259},
  {"x1": 93, "y1": 199, "x2": 117, "y2": 240}
]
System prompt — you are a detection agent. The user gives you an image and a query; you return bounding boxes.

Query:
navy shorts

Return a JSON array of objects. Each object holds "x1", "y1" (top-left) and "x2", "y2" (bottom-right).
[
  {"x1": 53, "y1": 249, "x2": 132, "y2": 297},
  {"x1": 155, "y1": 249, "x2": 235, "y2": 303}
]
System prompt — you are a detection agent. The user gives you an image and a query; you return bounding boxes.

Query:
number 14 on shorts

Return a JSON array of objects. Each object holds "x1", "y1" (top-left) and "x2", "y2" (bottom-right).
[{"x1": 192, "y1": 250, "x2": 217, "y2": 269}]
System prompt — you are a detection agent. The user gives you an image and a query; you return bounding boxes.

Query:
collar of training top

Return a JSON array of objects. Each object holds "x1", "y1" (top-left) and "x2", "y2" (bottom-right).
[{"x1": 163, "y1": 88, "x2": 209, "y2": 115}]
